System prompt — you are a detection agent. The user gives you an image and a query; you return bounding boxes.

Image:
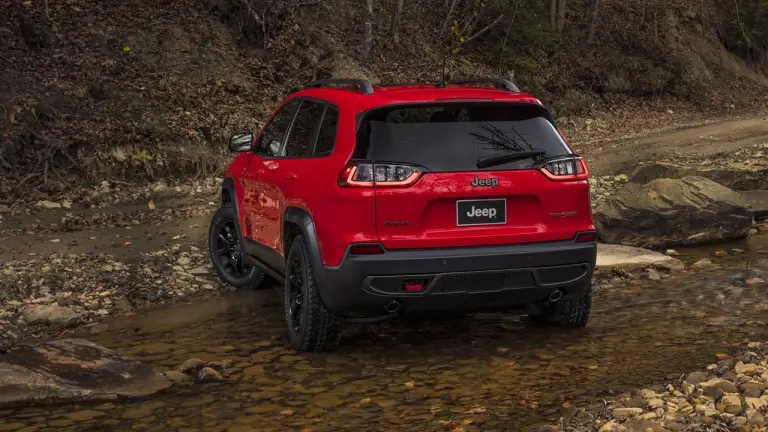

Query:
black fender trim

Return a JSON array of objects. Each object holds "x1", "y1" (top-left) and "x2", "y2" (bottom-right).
[
  {"x1": 283, "y1": 207, "x2": 330, "y2": 299},
  {"x1": 221, "y1": 178, "x2": 242, "y2": 239},
  {"x1": 222, "y1": 178, "x2": 285, "y2": 281}
]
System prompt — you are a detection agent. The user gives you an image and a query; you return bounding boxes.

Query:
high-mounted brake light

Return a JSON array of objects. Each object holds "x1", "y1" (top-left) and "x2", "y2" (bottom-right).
[
  {"x1": 539, "y1": 157, "x2": 589, "y2": 181},
  {"x1": 339, "y1": 163, "x2": 423, "y2": 187}
]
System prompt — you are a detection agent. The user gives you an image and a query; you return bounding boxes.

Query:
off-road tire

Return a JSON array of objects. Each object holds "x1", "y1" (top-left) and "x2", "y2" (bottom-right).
[
  {"x1": 529, "y1": 285, "x2": 592, "y2": 328},
  {"x1": 285, "y1": 234, "x2": 343, "y2": 352},
  {"x1": 208, "y1": 205, "x2": 265, "y2": 289}
]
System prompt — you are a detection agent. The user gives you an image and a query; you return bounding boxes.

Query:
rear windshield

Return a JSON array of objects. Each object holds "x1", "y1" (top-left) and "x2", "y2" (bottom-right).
[{"x1": 357, "y1": 103, "x2": 570, "y2": 172}]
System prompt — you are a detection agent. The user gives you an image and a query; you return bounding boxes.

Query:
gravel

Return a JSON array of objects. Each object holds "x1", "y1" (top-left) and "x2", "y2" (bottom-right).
[{"x1": 534, "y1": 342, "x2": 768, "y2": 431}]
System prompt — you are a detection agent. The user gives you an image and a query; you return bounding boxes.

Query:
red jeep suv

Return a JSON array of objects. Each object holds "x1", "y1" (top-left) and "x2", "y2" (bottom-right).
[{"x1": 209, "y1": 78, "x2": 597, "y2": 352}]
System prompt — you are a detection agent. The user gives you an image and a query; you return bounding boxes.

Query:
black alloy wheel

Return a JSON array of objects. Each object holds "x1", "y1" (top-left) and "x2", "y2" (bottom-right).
[
  {"x1": 215, "y1": 220, "x2": 249, "y2": 277},
  {"x1": 207, "y1": 205, "x2": 265, "y2": 289},
  {"x1": 286, "y1": 254, "x2": 305, "y2": 335}
]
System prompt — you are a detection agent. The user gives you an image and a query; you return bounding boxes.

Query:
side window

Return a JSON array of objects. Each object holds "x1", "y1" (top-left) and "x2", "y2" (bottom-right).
[
  {"x1": 255, "y1": 99, "x2": 301, "y2": 157},
  {"x1": 283, "y1": 101, "x2": 324, "y2": 157},
  {"x1": 314, "y1": 106, "x2": 339, "y2": 156}
]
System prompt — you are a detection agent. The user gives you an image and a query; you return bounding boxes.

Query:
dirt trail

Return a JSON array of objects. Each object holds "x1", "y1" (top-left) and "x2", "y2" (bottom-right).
[{"x1": 576, "y1": 115, "x2": 768, "y2": 176}]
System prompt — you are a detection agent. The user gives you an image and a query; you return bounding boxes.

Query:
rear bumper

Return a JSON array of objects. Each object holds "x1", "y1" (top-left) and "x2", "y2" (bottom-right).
[{"x1": 319, "y1": 241, "x2": 597, "y2": 316}]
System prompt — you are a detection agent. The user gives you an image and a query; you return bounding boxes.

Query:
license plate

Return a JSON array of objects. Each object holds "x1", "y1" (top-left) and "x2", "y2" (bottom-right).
[{"x1": 456, "y1": 199, "x2": 507, "y2": 226}]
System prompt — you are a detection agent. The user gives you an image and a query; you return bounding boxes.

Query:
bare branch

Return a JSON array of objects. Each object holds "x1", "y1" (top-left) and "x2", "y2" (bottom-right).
[
  {"x1": 439, "y1": 0, "x2": 461, "y2": 37},
  {"x1": 458, "y1": 13, "x2": 505, "y2": 47}
]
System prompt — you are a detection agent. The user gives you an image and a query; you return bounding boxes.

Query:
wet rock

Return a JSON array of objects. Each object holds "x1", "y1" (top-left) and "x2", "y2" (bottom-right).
[
  {"x1": 665, "y1": 249, "x2": 680, "y2": 256},
  {"x1": 594, "y1": 176, "x2": 754, "y2": 248},
  {"x1": 704, "y1": 378, "x2": 739, "y2": 394},
  {"x1": 713, "y1": 250, "x2": 728, "y2": 257},
  {"x1": 178, "y1": 358, "x2": 204, "y2": 374},
  {"x1": 598, "y1": 420, "x2": 628, "y2": 432},
  {"x1": 612, "y1": 407, "x2": 643, "y2": 420},
  {"x1": 0, "y1": 339, "x2": 171, "y2": 407},
  {"x1": 646, "y1": 268, "x2": 661, "y2": 281},
  {"x1": 115, "y1": 298, "x2": 134, "y2": 313},
  {"x1": 0, "y1": 321, "x2": 20, "y2": 354},
  {"x1": 20, "y1": 304, "x2": 80, "y2": 327},
  {"x1": 163, "y1": 370, "x2": 193, "y2": 386},
  {"x1": 748, "y1": 408, "x2": 767, "y2": 427},
  {"x1": 596, "y1": 244, "x2": 685, "y2": 272},
  {"x1": 740, "y1": 380, "x2": 765, "y2": 394},
  {"x1": 198, "y1": 367, "x2": 223, "y2": 381},
  {"x1": 741, "y1": 190, "x2": 768, "y2": 219},
  {"x1": 716, "y1": 394, "x2": 742, "y2": 414},
  {"x1": 685, "y1": 371, "x2": 709, "y2": 384},
  {"x1": 734, "y1": 361, "x2": 758, "y2": 374},
  {"x1": 692, "y1": 258, "x2": 714, "y2": 269}
]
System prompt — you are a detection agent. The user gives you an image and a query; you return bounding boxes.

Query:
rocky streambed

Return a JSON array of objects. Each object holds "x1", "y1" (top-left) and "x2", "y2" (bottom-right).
[{"x1": 0, "y1": 246, "x2": 766, "y2": 431}]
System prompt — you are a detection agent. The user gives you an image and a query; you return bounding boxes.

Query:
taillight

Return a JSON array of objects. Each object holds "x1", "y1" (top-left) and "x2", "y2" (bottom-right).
[
  {"x1": 539, "y1": 157, "x2": 589, "y2": 181},
  {"x1": 339, "y1": 163, "x2": 423, "y2": 187}
]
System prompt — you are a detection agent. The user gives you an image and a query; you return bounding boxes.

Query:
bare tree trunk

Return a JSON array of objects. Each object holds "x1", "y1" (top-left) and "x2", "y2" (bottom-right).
[
  {"x1": 556, "y1": 0, "x2": 567, "y2": 32},
  {"x1": 440, "y1": 0, "x2": 460, "y2": 37},
  {"x1": 42, "y1": 0, "x2": 49, "y2": 20},
  {"x1": 550, "y1": 0, "x2": 557, "y2": 29},
  {"x1": 391, "y1": 0, "x2": 404, "y2": 45},
  {"x1": 587, "y1": 0, "x2": 600, "y2": 43},
  {"x1": 363, "y1": 0, "x2": 374, "y2": 57}
]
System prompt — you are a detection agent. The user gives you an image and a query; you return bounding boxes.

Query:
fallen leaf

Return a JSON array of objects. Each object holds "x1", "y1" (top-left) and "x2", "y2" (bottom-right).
[
  {"x1": 716, "y1": 353, "x2": 729, "y2": 360},
  {"x1": 404, "y1": 381, "x2": 415, "y2": 388},
  {"x1": 466, "y1": 406, "x2": 487, "y2": 414},
  {"x1": 123, "y1": 46, "x2": 131, "y2": 53},
  {"x1": 124, "y1": 241, "x2": 132, "y2": 246},
  {"x1": 148, "y1": 200, "x2": 155, "y2": 210}
]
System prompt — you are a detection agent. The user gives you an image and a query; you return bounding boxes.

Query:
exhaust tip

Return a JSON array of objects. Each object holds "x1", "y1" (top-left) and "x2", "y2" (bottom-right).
[
  {"x1": 549, "y1": 289, "x2": 563, "y2": 302},
  {"x1": 384, "y1": 300, "x2": 400, "y2": 314}
]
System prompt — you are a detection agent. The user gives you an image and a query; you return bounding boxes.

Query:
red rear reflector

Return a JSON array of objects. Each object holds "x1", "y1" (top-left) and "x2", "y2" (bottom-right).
[
  {"x1": 349, "y1": 244, "x2": 385, "y2": 255},
  {"x1": 403, "y1": 282, "x2": 423, "y2": 292},
  {"x1": 575, "y1": 232, "x2": 597, "y2": 243}
]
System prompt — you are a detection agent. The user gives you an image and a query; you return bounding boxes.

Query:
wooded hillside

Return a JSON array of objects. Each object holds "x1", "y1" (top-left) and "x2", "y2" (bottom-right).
[{"x1": 1, "y1": 0, "x2": 767, "y2": 200}]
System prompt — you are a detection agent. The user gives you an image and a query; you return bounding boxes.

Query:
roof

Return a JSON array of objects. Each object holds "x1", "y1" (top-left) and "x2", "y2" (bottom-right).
[{"x1": 287, "y1": 80, "x2": 543, "y2": 113}]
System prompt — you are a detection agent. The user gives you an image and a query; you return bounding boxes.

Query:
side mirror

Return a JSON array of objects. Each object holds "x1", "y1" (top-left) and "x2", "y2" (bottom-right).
[{"x1": 229, "y1": 132, "x2": 254, "y2": 152}]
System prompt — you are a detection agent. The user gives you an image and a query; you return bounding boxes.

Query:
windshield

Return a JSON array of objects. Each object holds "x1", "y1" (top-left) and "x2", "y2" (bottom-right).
[{"x1": 357, "y1": 103, "x2": 571, "y2": 172}]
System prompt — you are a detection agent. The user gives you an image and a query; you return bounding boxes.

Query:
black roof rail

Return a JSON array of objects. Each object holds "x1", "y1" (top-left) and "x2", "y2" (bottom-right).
[
  {"x1": 305, "y1": 78, "x2": 375, "y2": 95},
  {"x1": 444, "y1": 78, "x2": 520, "y2": 92}
]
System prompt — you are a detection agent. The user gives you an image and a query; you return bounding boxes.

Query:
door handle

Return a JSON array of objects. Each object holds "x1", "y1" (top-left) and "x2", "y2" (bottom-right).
[{"x1": 284, "y1": 173, "x2": 297, "y2": 180}]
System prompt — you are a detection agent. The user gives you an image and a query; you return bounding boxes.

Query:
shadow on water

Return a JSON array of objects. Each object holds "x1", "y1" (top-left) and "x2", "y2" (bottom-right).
[{"x1": 2, "y1": 235, "x2": 768, "y2": 431}]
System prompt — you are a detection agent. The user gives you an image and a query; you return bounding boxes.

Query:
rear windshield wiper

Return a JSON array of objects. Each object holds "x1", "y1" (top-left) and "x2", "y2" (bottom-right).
[{"x1": 476, "y1": 151, "x2": 546, "y2": 169}]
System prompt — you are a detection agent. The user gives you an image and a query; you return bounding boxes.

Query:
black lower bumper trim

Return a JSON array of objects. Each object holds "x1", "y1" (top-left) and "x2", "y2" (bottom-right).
[{"x1": 320, "y1": 241, "x2": 597, "y2": 316}]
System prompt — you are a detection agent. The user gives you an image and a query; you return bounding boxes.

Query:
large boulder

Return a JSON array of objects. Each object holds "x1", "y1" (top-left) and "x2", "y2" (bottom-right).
[
  {"x1": 0, "y1": 339, "x2": 171, "y2": 407},
  {"x1": 594, "y1": 176, "x2": 754, "y2": 248}
]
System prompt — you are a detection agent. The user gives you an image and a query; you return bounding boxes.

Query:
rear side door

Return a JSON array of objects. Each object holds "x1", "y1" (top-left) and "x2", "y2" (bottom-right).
[
  {"x1": 241, "y1": 99, "x2": 301, "y2": 267},
  {"x1": 269, "y1": 99, "x2": 339, "y2": 256},
  {"x1": 359, "y1": 102, "x2": 593, "y2": 249}
]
